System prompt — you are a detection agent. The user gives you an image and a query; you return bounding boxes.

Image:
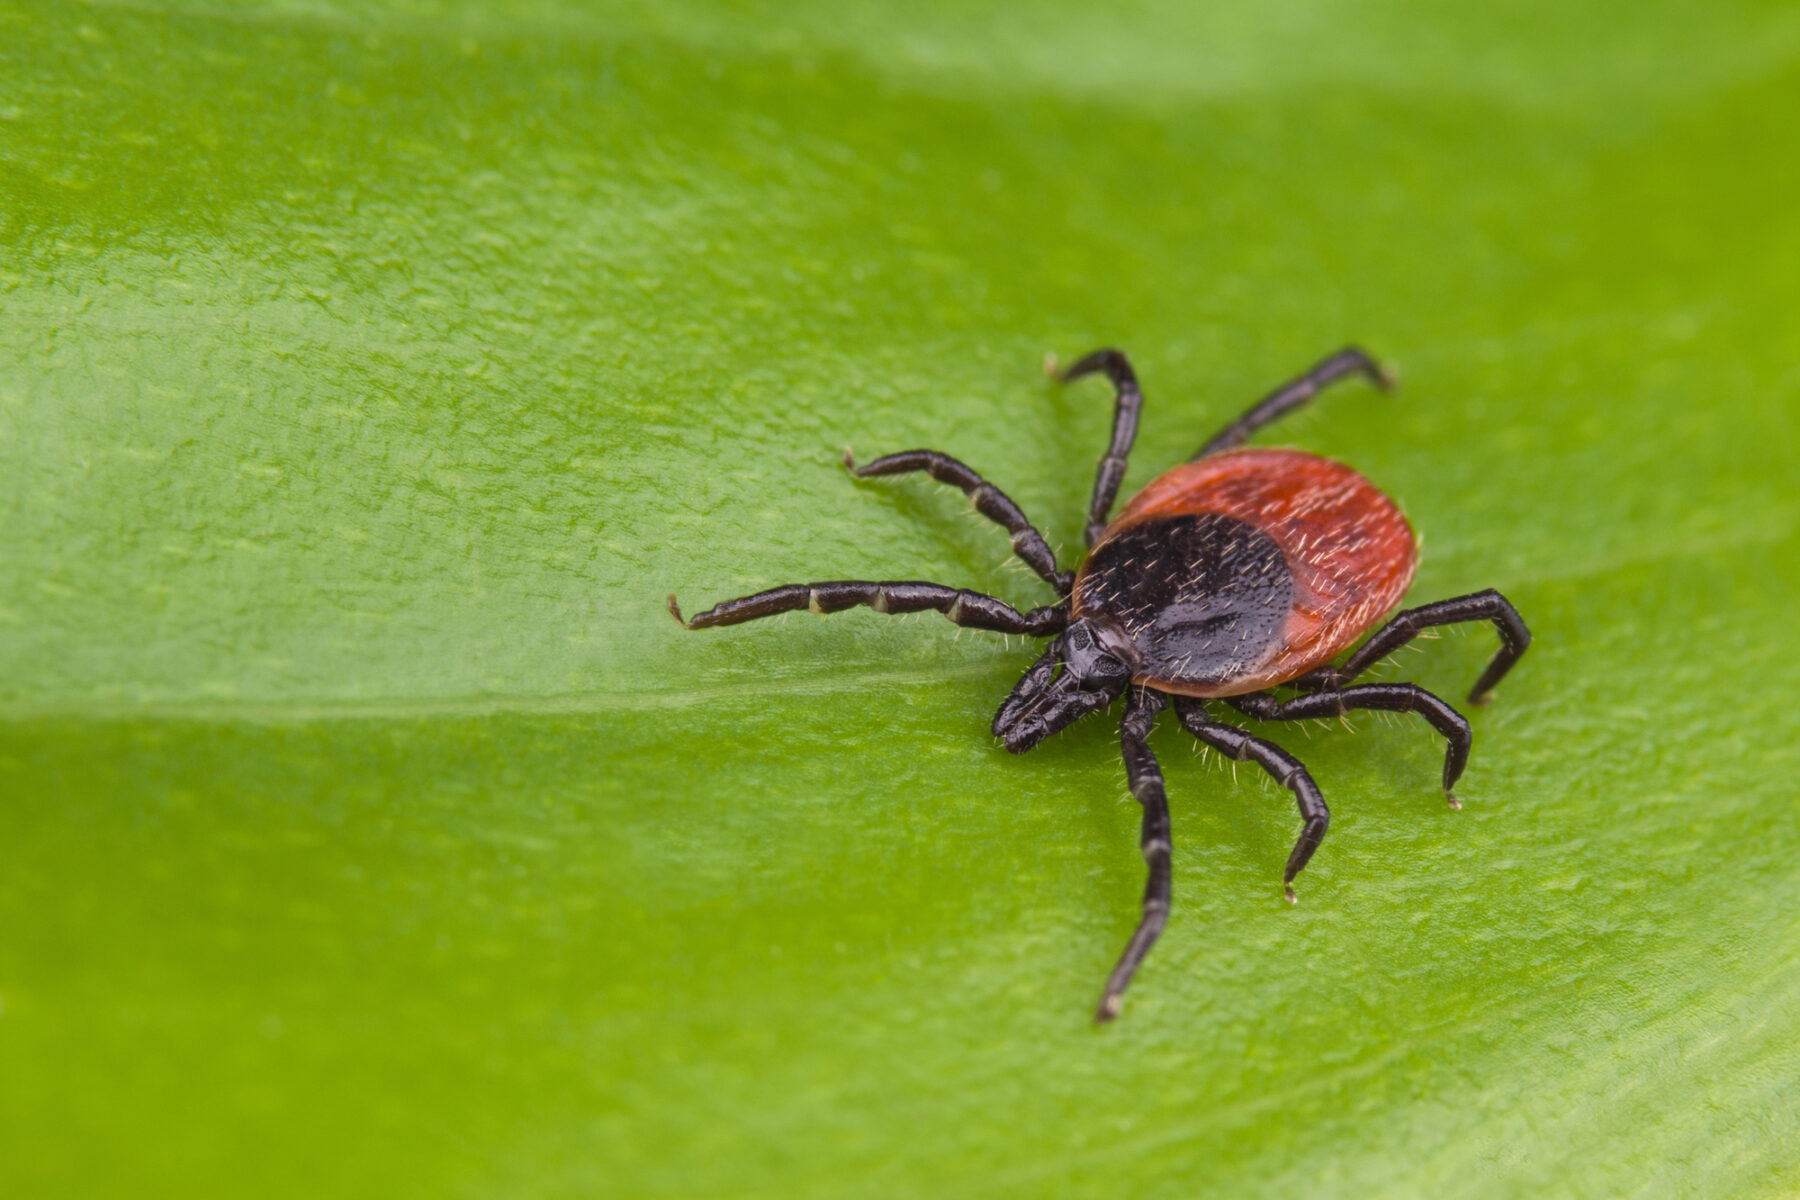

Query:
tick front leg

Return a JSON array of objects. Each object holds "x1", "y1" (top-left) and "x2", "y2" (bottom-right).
[
  {"x1": 1097, "y1": 687, "x2": 1172, "y2": 1023},
  {"x1": 1174, "y1": 696, "x2": 1329, "y2": 901},
  {"x1": 1059, "y1": 348, "x2": 1145, "y2": 547},
  {"x1": 847, "y1": 449, "x2": 1070, "y2": 593},
  {"x1": 1228, "y1": 683, "x2": 1471, "y2": 804},
  {"x1": 669, "y1": 581, "x2": 1068, "y2": 636}
]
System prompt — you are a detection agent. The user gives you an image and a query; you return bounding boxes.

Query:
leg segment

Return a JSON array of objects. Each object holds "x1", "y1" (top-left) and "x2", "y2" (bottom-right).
[
  {"x1": 1312, "y1": 588, "x2": 1530, "y2": 705},
  {"x1": 1227, "y1": 683, "x2": 1471, "y2": 803},
  {"x1": 669, "y1": 583, "x2": 1068, "y2": 636},
  {"x1": 848, "y1": 449, "x2": 1070, "y2": 593},
  {"x1": 1097, "y1": 687, "x2": 1172, "y2": 1023},
  {"x1": 1193, "y1": 345, "x2": 1394, "y2": 459},
  {"x1": 1060, "y1": 348, "x2": 1145, "y2": 547},
  {"x1": 1173, "y1": 696, "x2": 1329, "y2": 900}
]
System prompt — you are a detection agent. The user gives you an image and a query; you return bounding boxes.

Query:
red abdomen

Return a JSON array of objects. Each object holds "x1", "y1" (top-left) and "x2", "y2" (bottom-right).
[{"x1": 1072, "y1": 448, "x2": 1417, "y2": 696}]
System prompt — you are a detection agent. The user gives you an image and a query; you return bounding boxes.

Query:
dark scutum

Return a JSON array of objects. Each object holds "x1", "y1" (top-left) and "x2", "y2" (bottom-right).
[{"x1": 1076, "y1": 513, "x2": 1293, "y2": 688}]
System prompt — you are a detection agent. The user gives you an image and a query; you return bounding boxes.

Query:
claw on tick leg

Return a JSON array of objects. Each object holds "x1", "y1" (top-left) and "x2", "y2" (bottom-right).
[
  {"x1": 1284, "y1": 883, "x2": 1297, "y2": 904},
  {"x1": 1446, "y1": 792, "x2": 1462, "y2": 810},
  {"x1": 666, "y1": 594, "x2": 690, "y2": 628}
]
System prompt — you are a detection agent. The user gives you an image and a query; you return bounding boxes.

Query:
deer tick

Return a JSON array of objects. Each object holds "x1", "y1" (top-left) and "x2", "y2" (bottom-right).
[{"x1": 669, "y1": 347, "x2": 1530, "y2": 1021}]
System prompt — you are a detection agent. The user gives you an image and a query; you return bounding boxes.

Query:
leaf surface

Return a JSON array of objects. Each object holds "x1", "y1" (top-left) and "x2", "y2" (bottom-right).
[{"x1": 5, "y1": 2, "x2": 1800, "y2": 1196}]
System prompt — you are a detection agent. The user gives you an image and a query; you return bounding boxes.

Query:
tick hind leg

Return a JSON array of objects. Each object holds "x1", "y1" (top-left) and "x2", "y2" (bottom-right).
[
  {"x1": 847, "y1": 449, "x2": 1069, "y2": 594},
  {"x1": 1173, "y1": 696, "x2": 1329, "y2": 901},
  {"x1": 1194, "y1": 346, "x2": 1394, "y2": 459},
  {"x1": 1058, "y1": 348, "x2": 1145, "y2": 548},
  {"x1": 1228, "y1": 684, "x2": 1471, "y2": 806},
  {"x1": 1097, "y1": 687, "x2": 1173, "y2": 1024},
  {"x1": 670, "y1": 582, "x2": 1067, "y2": 636},
  {"x1": 1305, "y1": 588, "x2": 1531, "y2": 704}
]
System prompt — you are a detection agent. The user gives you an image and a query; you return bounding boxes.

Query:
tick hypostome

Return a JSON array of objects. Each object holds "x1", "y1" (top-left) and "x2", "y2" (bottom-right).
[{"x1": 669, "y1": 346, "x2": 1530, "y2": 1022}]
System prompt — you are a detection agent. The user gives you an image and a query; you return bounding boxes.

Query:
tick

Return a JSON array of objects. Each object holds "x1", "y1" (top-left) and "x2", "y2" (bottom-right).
[{"x1": 669, "y1": 347, "x2": 1530, "y2": 1021}]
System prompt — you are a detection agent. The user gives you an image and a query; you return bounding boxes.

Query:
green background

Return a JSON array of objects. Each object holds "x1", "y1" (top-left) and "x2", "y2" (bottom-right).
[{"x1": 5, "y1": 1, "x2": 1799, "y2": 1195}]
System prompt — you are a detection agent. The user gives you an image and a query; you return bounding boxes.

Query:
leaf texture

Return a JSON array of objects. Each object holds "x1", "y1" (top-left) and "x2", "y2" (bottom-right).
[{"x1": 4, "y1": 2, "x2": 1800, "y2": 1196}]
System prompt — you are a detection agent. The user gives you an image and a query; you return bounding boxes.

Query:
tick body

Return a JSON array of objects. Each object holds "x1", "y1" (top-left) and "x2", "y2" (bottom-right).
[
  {"x1": 671, "y1": 346, "x2": 1530, "y2": 1022},
  {"x1": 1075, "y1": 448, "x2": 1417, "y2": 697}
]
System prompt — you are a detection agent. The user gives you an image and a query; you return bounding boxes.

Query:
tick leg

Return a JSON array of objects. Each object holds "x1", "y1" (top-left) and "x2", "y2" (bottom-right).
[
  {"x1": 1307, "y1": 589, "x2": 1531, "y2": 705},
  {"x1": 1228, "y1": 684, "x2": 1471, "y2": 803},
  {"x1": 1174, "y1": 696, "x2": 1329, "y2": 901},
  {"x1": 1193, "y1": 346, "x2": 1394, "y2": 459},
  {"x1": 1059, "y1": 348, "x2": 1145, "y2": 547},
  {"x1": 1097, "y1": 687, "x2": 1172, "y2": 1023},
  {"x1": 669, "y1": 582, "x2": 1068, "y2": 636},
  {"x1": 848, "y1": 449, "x2": 1071, "y2": 594}
]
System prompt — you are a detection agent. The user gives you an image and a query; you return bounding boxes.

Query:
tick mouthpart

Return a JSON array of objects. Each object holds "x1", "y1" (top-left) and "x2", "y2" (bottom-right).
[
  {"x1": 992, "y1": 664, "x2": 1083, "y2": 754},
  {"x1": 995, "y1": 712, "x2": 1051, "y2": 755},
  {"x1": 992, "y1": 670, "x2": 1122, "y2": 755},
  {"x1": 1000, "y1": 728, "x2": 1038, "y2": 754}
]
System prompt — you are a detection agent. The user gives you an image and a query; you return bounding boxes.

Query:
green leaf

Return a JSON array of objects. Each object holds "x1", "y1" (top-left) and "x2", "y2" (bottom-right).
[{"x1": 5, "y1": 1, "x2": 1800, "y2": 1195}]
